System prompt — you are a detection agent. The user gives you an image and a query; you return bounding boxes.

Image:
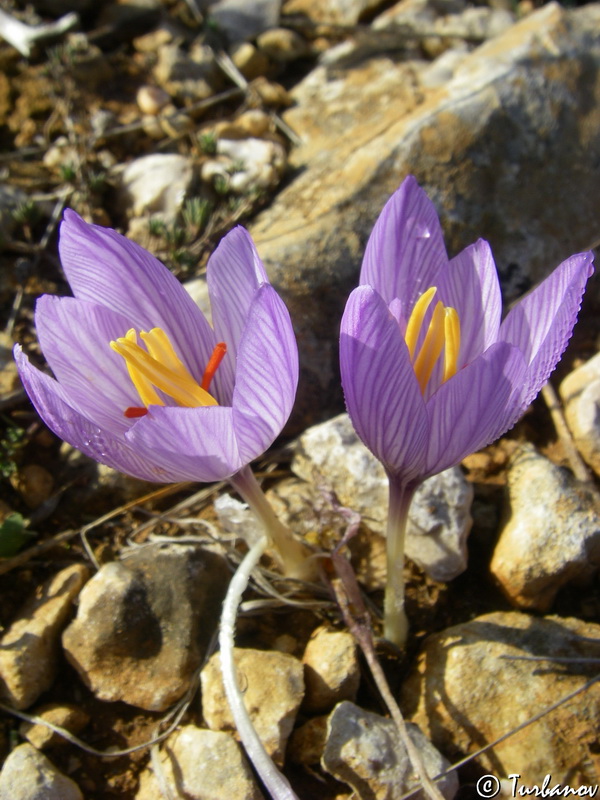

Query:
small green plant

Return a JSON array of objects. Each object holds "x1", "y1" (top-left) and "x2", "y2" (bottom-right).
[
  {"x1": 214, "y1": 174, "x2": 229, "y2": 195},
  {"x1": 59, "y1": 162, "x2": 77, "y2": 183},
  {"x1": 198, "y1": 131, "x2": 217, "y2": 155},
  {"x1": 11, "y1": 200, "x2": 40, "y2": 229},
  {"x1": 87, "y1": 170, "x2": 107, "y2": 194},
  {"x1": 0, "y1": 513, "x2": 35, "y2": 558},
  {"x1": 182, "y1": 197, "x2": 212, "y2": 236},
  {"x1": 0, "y1": 419, "x2": 26, "y2": 479},
  {"x1": 148, "y1": 217, "x2": 166, "y2": 237}
]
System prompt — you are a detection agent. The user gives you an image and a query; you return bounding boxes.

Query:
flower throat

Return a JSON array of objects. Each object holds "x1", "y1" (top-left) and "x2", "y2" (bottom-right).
[
  {"x1": 404, "y1": 287, "x2": 460, "y2": 394},
  {"x1": 110, "y1": 327, "x2": 227, "y2": 417}
]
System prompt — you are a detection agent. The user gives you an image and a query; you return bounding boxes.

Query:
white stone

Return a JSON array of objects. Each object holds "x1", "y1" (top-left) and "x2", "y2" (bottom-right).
[
  {"x1": 117, "y1": 153, "x2": 194, "y2": 220},
  {"x1": 292, "y1": 413, "x2": 473, "y2": 581},
  {"x1": 302, "y1": 626, "x2": 360, "y2": 713},
  {"x1": 322, "y1": 701, "x2": 458, "y2": 800},
  {"x1": 201, "y1": 648, "x2": 304, "y2": 764},
  {"x1": 559, "y1": 352, "x2": 600, "y2": 478},
  {"x1": 490, "y1": 444, "x2": 600, "y2": 610},
  {"x1": 0, "y1": 743, "x2": 83, "y2": 800},
  {"x1": 402, "y1": 612, "x2": 600, "y2": 784},
  {"x1": 136, "y1": 726, "x2": 264, "y2": 800}
]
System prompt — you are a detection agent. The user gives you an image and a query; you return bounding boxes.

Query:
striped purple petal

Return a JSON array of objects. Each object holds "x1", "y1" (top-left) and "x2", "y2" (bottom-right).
[
  {"x1": 340, "y1": 285, "x2": 428, "y2": 482},
  {"x1": 58, "y1": 210, "x2": 217, "y2": 385},
  {"x1": 360, "y1": 176, "x2": 447, "y2": 317}
]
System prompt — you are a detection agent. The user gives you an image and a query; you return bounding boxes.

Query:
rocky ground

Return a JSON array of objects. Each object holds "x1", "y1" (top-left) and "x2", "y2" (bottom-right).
[{"x1": 1, "y1": 0, "x2": 600, "y2": 798}]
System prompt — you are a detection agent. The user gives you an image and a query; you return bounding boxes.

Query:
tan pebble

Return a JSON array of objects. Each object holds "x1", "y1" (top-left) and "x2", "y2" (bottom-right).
[
  {"x1": 235, "y1": 109, "x2": 271, "y2": 137},
  {"x1": 20, "y1": 703, "x2": 90, "y2": 750},
  {"x1": 136, "y1": 85, "x2": 170, "y2": 115},
  {"x1": 287, "y1": 715, "x2": 328, "y2": 764},
  {"x1": 11, "y1": 465, "x2": 54, "y2": 508},
  {"x1": 256, "y1": 28, "x2": 307, "y2": 62},
  {"x1": 230, "y1": 42, "x2": 270, "y2": 80},
  {"x1": 250, "y1": 77, "x2": 292, "y2": 108}
]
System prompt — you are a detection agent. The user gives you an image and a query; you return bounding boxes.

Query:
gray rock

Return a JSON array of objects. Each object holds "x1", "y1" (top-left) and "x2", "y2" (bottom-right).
[
  {"x1": 0, "y1": 565, "x2": 89, "y2": 710},
  {"x1": 207, "y1": 0, "x2": 281, "y2": 43},
  {"x1": 136, "y1": 726, "x2": 264, "y2": 800},
  {"x1": 490, "y1": 444, "x2": 600, "y2": 610},
  {"x1": 302, "y1": 626, "x2": 360, "y2": 713},
  {"x1": 402, "y1": 612, "x2": 600, "y2": 783},
  {"x1": 248, "y1": 3, "x2": 600, "y2": 428},
  {"x1": 292, "y1": 413, "x2": 473, "y2": 581},
  {"x1": 116, "y1": 153, "x2": 195, "y2": 223},
  {"x1": 559, "y1": 352, "x2": 600, "y2": 478},
  {"x1": 201, "y1": 648, "x2": 304, "y2": 764},
  {"x1": 322, "y1": 701, "x2": 458, "y2": 800},
  {"x1": 62, "y1": 545, "x2": 229, "y2": 711},
  {"x1": 0, "y1": 743, "x2": 83, "y2": 800}
]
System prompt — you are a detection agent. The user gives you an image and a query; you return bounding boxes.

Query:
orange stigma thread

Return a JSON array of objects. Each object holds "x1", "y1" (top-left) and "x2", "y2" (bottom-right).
[
  {"x1": 201, "y1": 342, "x2": 227, "y2": 391},
  {"x1": 124, "y1": 406, "x2": 149, "y2": 418},
  {"x1": 404, "y1": 288, "x2": 461, "y2": 394}
]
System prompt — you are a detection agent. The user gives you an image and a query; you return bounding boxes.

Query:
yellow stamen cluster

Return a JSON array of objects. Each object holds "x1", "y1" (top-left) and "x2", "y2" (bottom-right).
[
  {"x1": 404, "y1": 287, "x2": 461, "y2": 394},
  {"x1": 110, "y1": 328, "x2": 218, "y2": 408}
]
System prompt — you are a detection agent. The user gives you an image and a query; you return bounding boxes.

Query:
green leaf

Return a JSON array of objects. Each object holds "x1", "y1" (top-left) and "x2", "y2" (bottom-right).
[{"x1": 0, "y1": 513, "x2": 35, "y2": 557}]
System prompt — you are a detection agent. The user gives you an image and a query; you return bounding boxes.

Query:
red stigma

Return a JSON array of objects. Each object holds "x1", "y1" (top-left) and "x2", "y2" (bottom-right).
[
  {"x1": 201, "y1": 342, "x2": 227, "y2": 391},
  {"x1": 124, "y1": 406, "x2": 149, "y2": 418}
]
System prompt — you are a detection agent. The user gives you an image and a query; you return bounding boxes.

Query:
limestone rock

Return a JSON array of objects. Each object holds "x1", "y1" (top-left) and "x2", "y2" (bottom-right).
[
  {"x1": 19, "y1": 703, "x2": 90, "y2": 750},
  {"x1": 490, "y1": 444, "x2": 600, "y2": 610},
  {"x1": 0, "y1": 743, "x2": 83, "y2": 800},
  {"x1": 207, "y1": 0, "x2": 281, "y2": 43},
  {"x1": 62, "y1": 545, "x2": 229, "y2": 711},
  {"x1": 283, "y1": 0, "x2": 385, "y2": 26},
  {"x1": 117, "y1": 153, "x2": 195, "y2": 222},
  {"x1": 559, "y1": 352, "x2": 600, "y2": 478},
  {"x1": 288, "y1": 715, "x2": 329, "y2": 765},
  {"x1": 292, "y1": 413, "x2": 473, "y2": 581},
  {"x1": 201, "y1": 648, "x2": 304, "y2": 764},
  {"x1": 322, "y1": 701, "x2": 458, "y2": 800},
  {"x1": 136, "y1": 726, "x2": 264, "y2": 800},
  {"x1": 402, "y1": 612, "x2": 600, "y2": 783},
  {"x1": 249, "y1": 3, "x2": 600, "y2": 427},
  {"x1": 302, "y1": 626, "x2": 360, "y2": 713},
  {"x1": 0, "y1": 564, "x2": 89, "y2": 710}
]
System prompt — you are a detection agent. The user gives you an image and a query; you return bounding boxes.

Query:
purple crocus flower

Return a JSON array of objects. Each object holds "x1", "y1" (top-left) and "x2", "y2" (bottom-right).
[
  {"x1": 340, "y1": 176, "x2": 594, "y2": 644},
  {"x1": 15, "y1": 210, "x2": 308, "y2": 575}
]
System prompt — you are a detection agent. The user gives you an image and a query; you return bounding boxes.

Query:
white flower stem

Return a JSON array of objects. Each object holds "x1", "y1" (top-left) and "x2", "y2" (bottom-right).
[
  {"x1": 384, "y1": 479, "x2": 417, "y2": 646},
  {"x1": 229, "y1": 465, "x2": 314, "y2": 580},
  {"x1": 219, "y1": 535, "x2": 300, "y2": 800}
]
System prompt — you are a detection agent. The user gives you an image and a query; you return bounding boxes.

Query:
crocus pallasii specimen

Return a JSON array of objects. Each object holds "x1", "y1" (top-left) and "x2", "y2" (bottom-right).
[
  {"x1": 340, "y1": 176, "x2": 594, "y2": 645},
  {"x1": 15, "y1": 210, "x2": 308, "y2": 576}
]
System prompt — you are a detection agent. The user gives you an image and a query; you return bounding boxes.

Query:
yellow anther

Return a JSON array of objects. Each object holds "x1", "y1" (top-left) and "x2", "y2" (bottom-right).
[
  {"x1": 404, "y1": 286, "x2": 437, "y2": 359},
  {"x1": 443, "y1": 307, "x2": 461, "y2": 382},
  {"x1": 110, "y1": 327, "x2": 218, "y2": 409},
  {"x1": 412, "y1": 301, "x2": 446, "y2": 394}
]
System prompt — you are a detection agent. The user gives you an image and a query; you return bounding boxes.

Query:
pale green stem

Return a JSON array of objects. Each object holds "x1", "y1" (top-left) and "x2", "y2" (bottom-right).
[
  {"x1": 228, "y1": 465, "x2": 314, "y2": 580},
  {"x1": 384, "y1": 479, "x2": 417, "y2": 646}
]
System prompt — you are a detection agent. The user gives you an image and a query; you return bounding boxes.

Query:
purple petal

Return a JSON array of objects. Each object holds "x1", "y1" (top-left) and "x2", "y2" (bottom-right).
[
  {"x1": 437, "y1": 239, "x2": 502, "y2": 367},
  {"x1": 360, "y1": 176, "x2": 447, "y2": 316},
  {"x1": 340, "y1": 286, "x2": 428, "y2": 481},
  {"x1": 14, "y1": 346, "x2": 171, "y2": 482},
  {"x1": 499, "y1": 252, "x2": 594, "y2": 414},
  {"x1": 58, "y1": 210, "x2": 217, "y2": 384},
  {"x1": 35, "y1": 296, "x2": 138, "y2": 435},
  {"x1": 126, "y1": 405, "x2": 242, "y2": 482},
  {"x1": 206, "y1": 226, "x2": 269, "y2": 399},
  {"x1": 424, "y1": 342, "x2": 527, "y2": 476},
  {"x1": 232, "y1": 285, "x2": 298, "y2": 463}
]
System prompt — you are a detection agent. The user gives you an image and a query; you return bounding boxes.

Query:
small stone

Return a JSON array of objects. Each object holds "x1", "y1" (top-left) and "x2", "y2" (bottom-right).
[
  {"x1": 234, "y1": 109, "x2": 272, "y2": 137},
  {"x1": 213, "y1": 493, "x2": 265, "y2": 546},
  {"x1": 250, "y1": 77, "x2": 292, "y2": 107},
  {"x1": 0, "y1": 564, "x2": 89, "y2": 710},
  {"x1": 302, "y1": 626, "x2": 360, "y2": 714},
  {"x1": 201, "y1": 648, "x2": 304, "y2": 764},
  {"x1": 117, "y1": 153, "x2": 195, "y2": 221},
  {"x1": 292, "y1": 414, "x2": 473, "y2": 581},
  {"x1": 136, "y1": 85, "x2": 170, "y2": 115},
  {"x1": 559, "y1": 352, "x2": 600, "y2": 477},
  {"x1": 322, "y1": 701, "x2": 458, "y2": 800},
  {"x1": 10, "y1": 464, "x2": 53, "y2": 509},
  {"x1": 402, "y1": 612, "x2": 600, "y2": 783},
  {"x1": 136, "y1": 726, "x2": 264, "y2": 800},
  {"x1": 283, "y1": 0, "x2": 384, "y2": 25},
  {"x1": 288, "y1": 715, "x2": 329, "y2": 765},
  {"x1": 231, "y1": 42, "x2": 270, "y2": 80},
  {"x1": 0, "y1": 743, "x2": 83, "y2": 800},
  {"x1": 62, "y1": 546, "x2": 229, "y2": 711},
  {"x1": 490, "y1": 444, "x2": 600, "y2": 610},
  {"x1": 19, "y1": 703, "x2": 90, "y2": 750},
  {"x1": 208, "y1": 0, "x2": 281, "y2": 43},
  {"x1": 153, "y1": 43, "x2": 216, "y2": 102},
  {"x1": 216, "y1": 137, "x2": 286, "y2": 193},
  {"x1": 256, "y1": 28, "x2": 308, "y2": 62}
]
